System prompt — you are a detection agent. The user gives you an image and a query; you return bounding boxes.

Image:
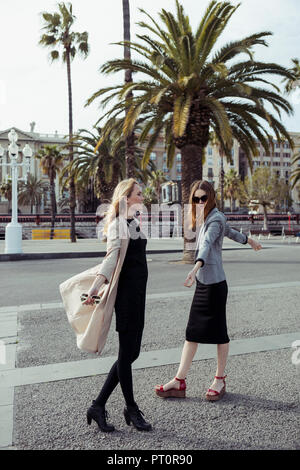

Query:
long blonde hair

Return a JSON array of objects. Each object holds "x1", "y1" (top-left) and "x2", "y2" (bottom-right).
[
  {"x1": 103, "y1": 178, "x2": 139, "y2": 235},
  {"x1": 188, "y1": 180, "x2": 217, "y2": 230}
]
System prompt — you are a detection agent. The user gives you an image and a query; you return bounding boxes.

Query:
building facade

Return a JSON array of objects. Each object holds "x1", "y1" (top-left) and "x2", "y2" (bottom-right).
[
  {"x1": 0, "y1": 126, "x2": 67, "y2": 214},
  {"x1": 0, "y1": 125, "x2": 299, "y2": 213}
]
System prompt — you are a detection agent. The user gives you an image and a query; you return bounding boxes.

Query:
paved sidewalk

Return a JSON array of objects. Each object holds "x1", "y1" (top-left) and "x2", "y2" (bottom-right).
[{"x1": 1, "y1": 280, "x2": 299, "y2": 450}]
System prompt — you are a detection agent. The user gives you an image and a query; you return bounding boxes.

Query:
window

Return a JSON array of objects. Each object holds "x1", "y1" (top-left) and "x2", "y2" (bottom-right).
[
  {"x1": 207, "y1": 147, "x2": 213, "y2": 156},
  {"x1": 176, "y1": 164, "x2": 182, "y2": 173},
  {"x1": 150, "y1": 152, "x2": 156, "y2": 161},
  {"x1": 176, "y1": 174, "x2": 182, "y2": 181},
  {"x1": 208, "y1": 168, "x2": 213, "y2": 178},
  {"x1": 283, "y1": 153, "x2": 290, "y2": 158},
  {"x1": 163, "y1": 153, "x2": 167, "y2": 161},
  {"x1": 283, "y1": 142, "x2": 290, "y2": 149},
  {"x1": 163, "y1": 164, "x2": 169, "y2": 172},
  {"x1": 176, "y1": 153, "x2": 181, "y2": 161},
  {"x1": 274, "y1": 152, "x2": 280, "y2": 158}
]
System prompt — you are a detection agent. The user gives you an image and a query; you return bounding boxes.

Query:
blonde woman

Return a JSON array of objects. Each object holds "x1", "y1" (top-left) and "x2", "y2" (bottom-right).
[
  {"x1": 155, "y1": 180, "x2": 262, "y2": 401},
  {"x1": 84, "y1": 178, "x2": 152, "y2": 432}
]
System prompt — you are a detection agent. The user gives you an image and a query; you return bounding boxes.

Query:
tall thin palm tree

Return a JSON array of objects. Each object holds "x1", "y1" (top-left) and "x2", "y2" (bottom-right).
[
  {"x1": 18, "y1": 175, "x2": 48, "y2": 214},
  {"x1": 35, "y1": 145, "x2": 65, "y2": 238},
  {"x1": 88, "y1": 0, "x2": 294, "y2": 261},
  {"x1": 122, "y1": 0, "x2": 135, "y2": 178},
  {"x1": 39, "y1": 2, "x2": 89, "y2": 242}
]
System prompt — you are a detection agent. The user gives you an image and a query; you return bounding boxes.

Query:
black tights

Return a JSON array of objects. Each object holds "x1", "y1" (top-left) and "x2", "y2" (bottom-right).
[{"x1": 94, "y1": 327, "x2": 143, "y2": 407}]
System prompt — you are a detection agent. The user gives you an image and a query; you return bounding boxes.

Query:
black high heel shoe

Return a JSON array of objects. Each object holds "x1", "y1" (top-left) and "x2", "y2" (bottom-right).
[
  {"x1": 124, "y1": 404, "x2": 152, "y2": 432},
  {"x1": 87, "y1": 401, "x2": 115, "y2": 432}
]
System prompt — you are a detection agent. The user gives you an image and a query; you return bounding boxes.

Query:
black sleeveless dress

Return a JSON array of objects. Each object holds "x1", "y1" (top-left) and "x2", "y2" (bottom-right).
[{"x1": 114, "y1": 218, "x2": 148, "y2": 332}]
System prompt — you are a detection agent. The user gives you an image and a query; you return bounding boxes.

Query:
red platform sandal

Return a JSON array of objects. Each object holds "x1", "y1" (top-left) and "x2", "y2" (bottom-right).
[
  {"x1": 205, "y1": 375, "x2": 227, "y2": 401},
  {"x1": 155, "y1": 377, "x2": 186, "y2": 398}
]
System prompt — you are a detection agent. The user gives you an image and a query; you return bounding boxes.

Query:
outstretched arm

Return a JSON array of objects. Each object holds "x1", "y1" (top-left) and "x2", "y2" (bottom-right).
[
  {"x1": 225, "y1": 221, "x2": 248, "y2": 244},
  {"x1": 225, "y1": 222, "x2": 262, "y2": 251}
]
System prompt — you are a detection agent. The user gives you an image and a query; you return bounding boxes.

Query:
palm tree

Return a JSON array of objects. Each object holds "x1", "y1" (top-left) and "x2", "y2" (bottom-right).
[
  {"x1": 148, "y1": 170, "x2": 167, "y2": 204},
  {"x1": 283, "y1": 58, "x2": 300, "y2": 93},
  {"x1": 18, "y1": 175, "x2": 48, "y2": 214},
  {"x1": 224, "y1": 169, "x2": 242, "y2": 212},
  {"x1": 282, "y1": 58, "x2": 300, "y2": 188},
  {"x1": 35, "y1": 145, "x2": 65, "y2": 238},
  {"x1": 39, "y1": 2, "x2": 89, "y2": 242},
  {"x1": 122, "y1": 0, "x2": 135, "y2": 178},
  {"x1": 60, "y1": 125, "x2": 155, "y2": 204},
  {"x1": 143, "y1": 186, "x2": 158, "y2": 209},
  {"x1": 290, "y1": 152, "x2": 300, "y2": 189},
  {"x1": 0, "y1": 179, "x2": 12, "y2": 213},
  {"x1": 88, "y1": 0, "x2": 294, "y2": 261}
]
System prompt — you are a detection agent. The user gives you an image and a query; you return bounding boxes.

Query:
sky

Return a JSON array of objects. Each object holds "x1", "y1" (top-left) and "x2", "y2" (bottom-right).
[{"x1": 1, "y1": 0, "x2": 300, "y2": 136}]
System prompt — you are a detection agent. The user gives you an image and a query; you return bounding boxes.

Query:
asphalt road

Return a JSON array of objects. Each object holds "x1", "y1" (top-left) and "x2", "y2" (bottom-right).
[{"x1": 1, "y1": 241, "x2": 299, "y2": 307}]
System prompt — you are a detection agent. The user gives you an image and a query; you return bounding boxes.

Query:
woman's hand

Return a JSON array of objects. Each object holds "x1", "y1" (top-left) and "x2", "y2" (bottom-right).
[
  {"x1": 184, "y1": 270, "x2": 196, "y2": 288},
  {"x1": 83, "y1": 275, "x2": 106, "y2": 305},
  {"x1": 248, "y1": 237, "x2": 262, "y2": 251}
]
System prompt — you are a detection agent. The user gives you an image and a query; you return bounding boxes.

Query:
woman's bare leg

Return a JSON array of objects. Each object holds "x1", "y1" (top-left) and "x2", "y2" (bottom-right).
[
  {"x1": 156, "y1": 341, "x2": 198, "y2": 391},
  {"x1": 207, "y1": 342, "x2": 229, "y2": 395}
]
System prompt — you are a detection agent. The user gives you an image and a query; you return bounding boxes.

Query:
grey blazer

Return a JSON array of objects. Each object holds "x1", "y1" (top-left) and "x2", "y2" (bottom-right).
[{"x1": 195, "y1": 207, "x2": 248, "y2": 285}]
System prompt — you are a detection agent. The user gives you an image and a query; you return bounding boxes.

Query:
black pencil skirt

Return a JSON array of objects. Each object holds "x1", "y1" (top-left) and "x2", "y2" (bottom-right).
[{"x1": 185, "y1": 279, "x2": 229, "y2": 344}]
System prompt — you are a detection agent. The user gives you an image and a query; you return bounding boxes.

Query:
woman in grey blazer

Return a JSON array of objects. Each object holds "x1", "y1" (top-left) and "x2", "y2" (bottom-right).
[{"x1": 156, "y1": 180, "x2": 262, "y2": 401}]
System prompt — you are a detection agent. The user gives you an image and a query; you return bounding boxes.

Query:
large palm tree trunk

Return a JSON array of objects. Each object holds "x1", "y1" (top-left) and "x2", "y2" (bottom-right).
[
  {"x1": 123, "y1": 0, "x2": 135, "y2": 178},
  {"x1": 181, "y1": 144, "x2": 203, "y2": 263},
  {"x1": 66, "y1": 50, "x2": 76, "y2": 242}
]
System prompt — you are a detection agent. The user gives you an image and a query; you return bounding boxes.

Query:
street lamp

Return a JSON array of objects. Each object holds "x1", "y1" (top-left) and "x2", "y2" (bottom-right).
[{"x1": 0, "y1": 129, "x2": 33, "y2": 253}]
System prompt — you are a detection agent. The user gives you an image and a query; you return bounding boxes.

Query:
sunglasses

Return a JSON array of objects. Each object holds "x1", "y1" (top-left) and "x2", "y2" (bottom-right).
[
  {"x1": 192, "y1": 195, "x2": 208, "y2": 203},
  {"x1": 80, "y1": 293, "x2": 101, "y2": 304}
]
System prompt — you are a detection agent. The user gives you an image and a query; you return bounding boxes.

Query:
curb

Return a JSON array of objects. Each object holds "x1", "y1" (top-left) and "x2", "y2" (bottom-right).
[{"x1": 0, "y1": 249, "x2": 183, "y2": 262}]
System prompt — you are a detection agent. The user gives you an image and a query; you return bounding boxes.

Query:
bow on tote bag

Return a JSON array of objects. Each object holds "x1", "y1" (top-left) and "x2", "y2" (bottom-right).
[{"x1": 59, "y1": 219, "x2": 129, "y2": 354}]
